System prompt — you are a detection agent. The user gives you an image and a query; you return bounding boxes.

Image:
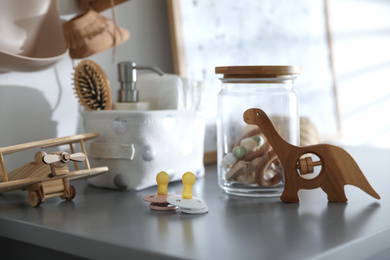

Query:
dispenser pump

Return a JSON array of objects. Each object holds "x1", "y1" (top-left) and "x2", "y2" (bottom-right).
[{"x1": 117, "y1": 61, "x2": 164, "y2": 103}]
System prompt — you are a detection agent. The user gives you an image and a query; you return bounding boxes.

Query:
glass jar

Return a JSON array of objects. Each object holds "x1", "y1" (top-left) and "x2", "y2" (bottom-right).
[{"x1": 216, "y1": 66, "x2": 300, "y2": 197}]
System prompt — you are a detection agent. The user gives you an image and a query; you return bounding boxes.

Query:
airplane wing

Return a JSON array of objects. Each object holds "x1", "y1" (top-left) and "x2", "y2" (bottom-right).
[
  {"x1": 0, "y1": 177, "x2": 39, "y2": 193},
  {"x1": 0, "y1": 133, "x2": 99, "y2": 155},
  {"x1": 66, "y1": 167, "x2": 109, "y2": 181}
]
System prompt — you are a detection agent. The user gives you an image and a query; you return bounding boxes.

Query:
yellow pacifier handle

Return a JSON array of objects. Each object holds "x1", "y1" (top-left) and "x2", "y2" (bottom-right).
[
  {"x1": 182, "y1": 172, "x2": 196, "y2": 199},
  {"x1": 156, "y1": 171, "x2": 170, "y2": 195}
]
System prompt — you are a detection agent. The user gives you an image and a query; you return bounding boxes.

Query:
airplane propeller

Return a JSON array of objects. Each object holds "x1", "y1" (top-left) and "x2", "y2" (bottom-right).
[{"x1": 43, "y1": 152, "x2": 86, "y2": 164}]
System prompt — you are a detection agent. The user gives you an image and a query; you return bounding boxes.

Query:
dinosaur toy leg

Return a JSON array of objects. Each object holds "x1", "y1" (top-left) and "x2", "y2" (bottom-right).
[
  {"x1": 280, "y1": 183, "x2": 300, "y2": 203},
  {"x1": 321, "y1": 184, "x2": 348, "y2": 202}
]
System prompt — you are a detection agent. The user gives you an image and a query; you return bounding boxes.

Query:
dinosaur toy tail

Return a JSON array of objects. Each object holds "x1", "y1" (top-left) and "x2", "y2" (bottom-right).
[
  {"x1": 348, "y1": 176, "x2": 381, "y2": 200},
  {"x1": 368, "y1": 187, "x2": 381, "y2": 200},
  {"x1": 330, "y1": 146, "x2": 381, "y2": 200}
]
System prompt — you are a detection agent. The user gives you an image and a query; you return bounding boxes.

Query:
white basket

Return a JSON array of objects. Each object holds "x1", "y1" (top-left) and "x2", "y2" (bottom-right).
[{"x1": 82, "y1": 110, "x2": 205, "y2": 190}]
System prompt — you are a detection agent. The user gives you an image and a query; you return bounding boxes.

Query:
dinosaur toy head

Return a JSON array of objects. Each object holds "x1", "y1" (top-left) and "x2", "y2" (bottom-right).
[{"x1": 243, "y1": 108, "x2": 265, "y2": 125}]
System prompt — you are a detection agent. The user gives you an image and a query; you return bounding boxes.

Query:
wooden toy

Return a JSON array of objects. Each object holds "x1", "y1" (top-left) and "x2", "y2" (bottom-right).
[
  {"x1": 243, "y1": 108, "x2": 381, "y2": 203},
  {"x1": 166, "y1": 172, "x2": 208, "y2": 214},
  {"x1": 0, "y1": 133, "x2": 109, "y2": 207},
  {"x1": 143, "y1": 171, "x2": 178, "y2": 211},
  {"x1": 224, "y1": 137, "x2": 283, "y2": 186}
]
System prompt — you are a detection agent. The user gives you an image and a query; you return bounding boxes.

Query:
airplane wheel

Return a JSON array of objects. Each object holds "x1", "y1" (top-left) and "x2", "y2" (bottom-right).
[
  {"x1": 28, "y1": 191, "x2": 42, "y2": 207},
  {"x1": 67, "y1": 185, "x2": 76, "y2": 201}
]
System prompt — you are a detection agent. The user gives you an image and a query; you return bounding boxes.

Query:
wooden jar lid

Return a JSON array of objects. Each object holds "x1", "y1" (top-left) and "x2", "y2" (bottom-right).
[{"x1": 215, "y1": 65, "x2": 301, "y2": 78}]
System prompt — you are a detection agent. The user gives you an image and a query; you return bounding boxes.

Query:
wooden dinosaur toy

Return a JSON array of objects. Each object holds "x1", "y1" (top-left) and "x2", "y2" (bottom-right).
[{"x1": 243, "y1": 108, "x2": 381, "y2": 203}]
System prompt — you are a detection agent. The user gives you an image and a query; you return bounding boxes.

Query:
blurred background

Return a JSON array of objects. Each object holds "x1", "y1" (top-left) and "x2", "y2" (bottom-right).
[{"x1": 0, "y1": 0, "x2": 389, "y2": 169}]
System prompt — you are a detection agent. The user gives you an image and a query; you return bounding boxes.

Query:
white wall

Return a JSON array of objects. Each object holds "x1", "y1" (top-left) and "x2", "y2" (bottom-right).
[
  {"x1": 0, "y1": 0, "x2": 173, "y2": 170},
  {"x1": 328, "y1": 0, "x2": 390, "y2": 148},
  {"x1": 0, "y1": 0, "x2": 389, "y2": 171}
]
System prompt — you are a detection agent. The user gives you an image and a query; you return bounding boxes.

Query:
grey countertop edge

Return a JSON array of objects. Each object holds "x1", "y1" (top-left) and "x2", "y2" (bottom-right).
[{"x1": 0, "y1": 217, "x2": 184, "y2": 260}]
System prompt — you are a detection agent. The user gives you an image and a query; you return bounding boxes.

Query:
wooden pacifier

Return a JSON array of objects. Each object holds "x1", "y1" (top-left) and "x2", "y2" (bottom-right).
[
  {"x1": 166, "y1": 172, "x2": 208, "y2": 214},
  {"x1": 143, "y1": 171, "x2": 178, "y2": 211}
]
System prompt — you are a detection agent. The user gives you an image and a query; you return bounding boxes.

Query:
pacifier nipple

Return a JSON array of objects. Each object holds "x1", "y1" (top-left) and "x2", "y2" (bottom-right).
[
  {"x1": 182, "y1": 172, "x2": 196, "y2": 199},
  {"x1": 156, "y1": 171, "x2": 170, "y2": 195},
  {"x1": 143, "y1": 171, "x2": 178, "y2": 211}
]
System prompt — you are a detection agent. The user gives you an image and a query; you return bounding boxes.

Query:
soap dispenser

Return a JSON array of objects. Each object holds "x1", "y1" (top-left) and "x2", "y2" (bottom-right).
[{"x1": 114, "y1": 61, "x2": 164, "y2": 110}]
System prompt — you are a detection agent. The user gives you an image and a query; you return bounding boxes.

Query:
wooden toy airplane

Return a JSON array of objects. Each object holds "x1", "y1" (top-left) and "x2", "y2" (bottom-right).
[
  {"x1": 0, "y1": 133, "x2": 108, "y2": 207},
  {"x1": 243, "y1": 108, "x2": 380, "y2": 203}
]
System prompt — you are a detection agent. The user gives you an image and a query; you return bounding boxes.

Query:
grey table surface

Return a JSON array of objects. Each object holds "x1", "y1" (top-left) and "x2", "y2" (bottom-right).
[{"x1": 0, "y1": 146, "x2": 390, "y2": 260}]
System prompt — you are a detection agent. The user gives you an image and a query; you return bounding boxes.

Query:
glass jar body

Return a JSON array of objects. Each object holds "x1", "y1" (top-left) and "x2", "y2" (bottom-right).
[{"x1": 217, "y1": 78, "x2": 299, "y2": 197}]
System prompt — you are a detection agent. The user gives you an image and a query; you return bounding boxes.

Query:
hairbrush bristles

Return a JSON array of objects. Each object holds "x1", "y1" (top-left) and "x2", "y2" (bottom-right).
[{"x1": 73, "y1": 60, "x2": 113, "y2": 111}]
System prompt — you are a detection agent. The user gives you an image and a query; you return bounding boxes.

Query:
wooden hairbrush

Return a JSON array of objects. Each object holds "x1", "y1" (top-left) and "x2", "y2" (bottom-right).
[{"x1": 73, "y1": 60, "x2": 113, "y2": 111}]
